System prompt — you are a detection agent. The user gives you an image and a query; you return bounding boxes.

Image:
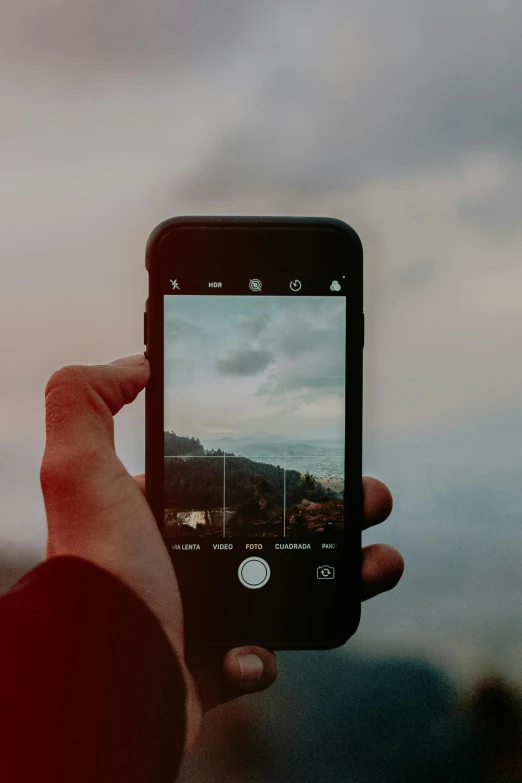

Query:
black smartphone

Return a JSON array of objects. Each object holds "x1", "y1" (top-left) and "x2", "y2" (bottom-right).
[{"x1": 144, "y1": 216, "x2": 364, "y2": 650}]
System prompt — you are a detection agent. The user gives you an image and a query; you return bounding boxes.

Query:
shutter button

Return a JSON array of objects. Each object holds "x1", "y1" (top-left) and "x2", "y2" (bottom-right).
[{"x1": 238, "y1": 557, "x2": 271, "y2": 589}]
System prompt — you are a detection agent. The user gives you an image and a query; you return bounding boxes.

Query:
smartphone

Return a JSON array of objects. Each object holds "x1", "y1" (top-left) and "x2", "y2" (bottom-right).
[{"x1": 144, "y1": 216, "x2": 363, "y2": 650}]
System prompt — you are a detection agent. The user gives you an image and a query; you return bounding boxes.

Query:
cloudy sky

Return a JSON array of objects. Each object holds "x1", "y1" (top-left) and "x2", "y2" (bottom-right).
[
  {"x1": 165, "y1": 295, "x2": 345, "y2": 443},
  {"x1": 1, "y1": 0, "x2": 522, "y2": 680}
]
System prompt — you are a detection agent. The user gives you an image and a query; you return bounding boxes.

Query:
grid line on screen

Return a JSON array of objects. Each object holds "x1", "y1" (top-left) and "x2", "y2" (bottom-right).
[
  {"x1": 283, "y1": 296, "x2": 287, "y2": 537},
  {"x1": 223, "y1": 295, "x2": 227, "y2": 537}
]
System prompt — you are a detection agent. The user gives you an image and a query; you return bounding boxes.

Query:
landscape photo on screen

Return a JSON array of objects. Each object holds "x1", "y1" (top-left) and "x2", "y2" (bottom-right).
[{"x1": 163, "y1": 295, "x2": 346, "y2": 538}]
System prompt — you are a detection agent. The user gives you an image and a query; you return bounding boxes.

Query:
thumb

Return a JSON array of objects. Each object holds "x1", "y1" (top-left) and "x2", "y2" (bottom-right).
[
  {"x1": 40, "y1": 354, "x2": 151, "y2": 552},
  {"x1": 42, "y1": 354, "x2": 149, "y2": 462}
]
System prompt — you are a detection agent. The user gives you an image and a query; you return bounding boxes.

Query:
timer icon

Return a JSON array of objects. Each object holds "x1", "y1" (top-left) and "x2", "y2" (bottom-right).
[{"x1": 289, "y1": 280, "x2": 302, "y2": 292}]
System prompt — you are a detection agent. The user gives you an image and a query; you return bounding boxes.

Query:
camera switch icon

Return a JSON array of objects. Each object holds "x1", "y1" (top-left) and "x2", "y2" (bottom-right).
[{"x1": 317, "y1": 565, "x2": 335, "y2": 579}]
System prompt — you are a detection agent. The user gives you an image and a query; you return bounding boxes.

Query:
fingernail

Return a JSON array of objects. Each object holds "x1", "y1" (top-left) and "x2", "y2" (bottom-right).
[
  {"x1": 237, "y1": 653, "x2": 264, "y2": 683},
  {"x1": 110, "y1": 353, "x2": 146, "y2": 367}
]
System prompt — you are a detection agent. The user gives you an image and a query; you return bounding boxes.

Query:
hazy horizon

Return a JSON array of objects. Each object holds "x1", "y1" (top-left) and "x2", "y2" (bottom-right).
[{"x1": 164, "y1": 431, "x2": 344, "y2": 445}]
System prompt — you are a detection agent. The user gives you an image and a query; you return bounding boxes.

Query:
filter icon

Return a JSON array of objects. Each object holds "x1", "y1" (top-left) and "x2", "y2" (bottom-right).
[
  {"x1": 330, "y1": 280, "x2": 341, "y2": 292},
  {"x1": 249, "y1": 279, "x2": 262, "y2": 292}
]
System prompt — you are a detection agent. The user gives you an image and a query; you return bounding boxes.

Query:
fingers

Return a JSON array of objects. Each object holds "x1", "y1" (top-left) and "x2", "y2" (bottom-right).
[
  {"x1": 223, "y1": 646, "x2": 278, "y2": 695},
  {"x1": 362, "y1": 476, "x2": 393, "y2": 530},
  {"x1": 42, "y1": 355, "x2": 149, "y2": 466},
  {"x1": 361, "y1": 543, "x2": 404, "y2": 600},
  {"x1": 186, "y1": 646, "x2": 278, "y2": 714}
]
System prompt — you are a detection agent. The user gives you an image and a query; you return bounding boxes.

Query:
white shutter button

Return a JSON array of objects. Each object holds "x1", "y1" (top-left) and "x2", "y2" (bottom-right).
[{"x1": 238, "y1": 557, "x2": 271, "y2": 589}]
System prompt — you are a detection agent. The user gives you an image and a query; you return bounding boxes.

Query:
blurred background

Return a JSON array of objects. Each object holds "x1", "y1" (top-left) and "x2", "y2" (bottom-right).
[{"x1": 1, "y1": 0, "x2": 521, "y2": 780}]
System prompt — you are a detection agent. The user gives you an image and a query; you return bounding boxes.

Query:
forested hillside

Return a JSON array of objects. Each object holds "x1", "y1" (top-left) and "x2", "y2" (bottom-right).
[{"x1": 164, "y1": 431, "x2": 341, "y2": 534}]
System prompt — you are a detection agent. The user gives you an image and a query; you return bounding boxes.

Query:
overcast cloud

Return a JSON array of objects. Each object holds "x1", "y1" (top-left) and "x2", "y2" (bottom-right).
[
  {"x1": 164, "y1": 295, "x2": 345, "y2": 442},
  {"x1": 216, "y1": 347, "x2": 273, "y2": 377}
]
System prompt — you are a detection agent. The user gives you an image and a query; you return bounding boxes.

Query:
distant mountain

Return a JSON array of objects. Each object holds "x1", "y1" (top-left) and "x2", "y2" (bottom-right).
[
  {"x1": 165, "y1": 431, "x2": 344, "y2": 458},
  {"x1": 203, "y1": 434, "x2": 286, "y2": 447},
  {"x1": 202, "y1": 435, "x2": 344, "y2": 457}
]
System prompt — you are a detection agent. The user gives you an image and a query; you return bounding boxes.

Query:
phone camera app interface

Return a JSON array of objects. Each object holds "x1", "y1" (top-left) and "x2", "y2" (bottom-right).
[{"x1": 163, "y1": 294, "x2": 346, "y2": 542}]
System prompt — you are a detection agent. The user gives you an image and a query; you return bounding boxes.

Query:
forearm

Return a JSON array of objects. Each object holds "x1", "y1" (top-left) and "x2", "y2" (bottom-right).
[{"x1": 0, "y1": 556, "x2": 186, "y2": 783}]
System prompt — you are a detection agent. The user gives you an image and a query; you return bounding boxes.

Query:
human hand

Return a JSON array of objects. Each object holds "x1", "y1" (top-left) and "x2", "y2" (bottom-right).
[{"x1": 40, "y1": 353, "x2": 404, "y2": 751}]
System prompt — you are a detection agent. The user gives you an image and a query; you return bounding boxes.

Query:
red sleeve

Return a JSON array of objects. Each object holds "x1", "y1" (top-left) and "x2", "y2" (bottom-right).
[{"x1": 0, "y1": 556, "x2": 186, "y2": 783}]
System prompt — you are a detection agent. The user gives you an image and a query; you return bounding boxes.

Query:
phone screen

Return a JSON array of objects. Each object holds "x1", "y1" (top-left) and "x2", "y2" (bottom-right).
[
  {"x1": 164, "y1": 293, "x2": 346, "y2": 551},
  {"x1": 147, "y1": 219, "x2": 362, "y2": 648}
]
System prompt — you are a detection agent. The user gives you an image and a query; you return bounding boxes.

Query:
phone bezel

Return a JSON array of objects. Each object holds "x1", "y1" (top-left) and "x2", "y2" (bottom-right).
[{"x1": 145, "y1": 216, "x2": 363, "y2": 650}]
